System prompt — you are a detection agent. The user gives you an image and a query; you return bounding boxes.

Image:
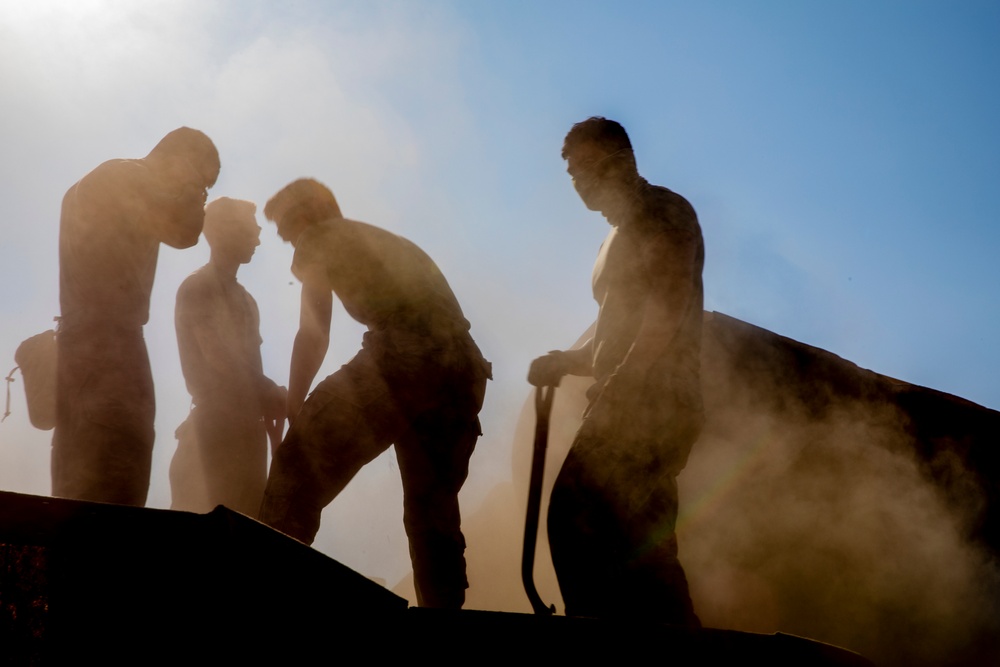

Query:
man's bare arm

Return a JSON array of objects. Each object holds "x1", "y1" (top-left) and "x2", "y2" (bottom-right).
[
  {"x1": 287, "y1": 279, "x2": 332, "y2": 423},
  {"x1": 262, "y1": 379, "x2": 288, "y2": 455},
  {"x1": 260, "y1": 376, "x2": 288, "y2": 417},
  {"x1": 527, "y1": 340, "x2": 594, "y2": 387}
]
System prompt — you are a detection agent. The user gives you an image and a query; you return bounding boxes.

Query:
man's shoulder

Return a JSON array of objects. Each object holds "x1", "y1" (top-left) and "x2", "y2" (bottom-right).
[
  {"x1": 298, "y1": 218, "x2": 361, "y2": 248},
  {"x1": 65, "y1": 159, "x2": 151, "y2": 223},
  {"x1": 638, "y1": 182, "x2": 701, "y2": 237},
  {"x1": 291, "y1": 221, "x2": 341, "y2": 285},
  {"x1": 642, "y1": 182, "x2": 697, "y2": 218},
  {"x1": 294, "y1": 217, "x2": 411, "y2": 265},
  {"x1": 178, "y1": 264, "x2": 213, "y2": 287},
  {"x1": 292, "y1": 223, "x2": 334, "y2": 263},
  {"x1": 176, "y1": 265, "x2": 219, "y2": 304},
  {"x1": 76, "y1": 158, "x2": 147, "y2": 192},
  {"x1": 328, "y1": 216, "x2": 407, "y2": 250}
]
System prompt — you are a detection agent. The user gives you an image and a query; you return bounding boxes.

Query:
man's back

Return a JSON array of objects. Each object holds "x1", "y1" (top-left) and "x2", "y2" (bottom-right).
[
  {"x1": 591, "y1": 182, "x2": 704, "y2": 385},
  {"x1": 59, "y1": 159, "x2": 161, "y2": 327},
  {"x1": 291, "y1": 218, "x2": 468, "y2": 334}
]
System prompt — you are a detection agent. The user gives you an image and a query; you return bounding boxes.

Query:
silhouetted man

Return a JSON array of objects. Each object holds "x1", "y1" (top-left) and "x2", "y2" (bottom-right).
[
  {"x1": 170, "y1": 197, "x2": 286, "y2": 517},
  {"x1": 53, "y1": 128, "x2": 220, "y2": 506},
  {"x1": 529, "y1": 117, "x2": 704, "y2": 625},
  {"x1": 259, "y1": 179, "x2": 491, "y2": 608}
]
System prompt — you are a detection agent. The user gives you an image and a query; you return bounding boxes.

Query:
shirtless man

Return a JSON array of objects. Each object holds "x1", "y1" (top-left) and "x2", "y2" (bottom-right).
[
  {"x1": 170, "y1": 197, "x2": 286, "y2": 517},
  {"x1": 529, "y1": 117, "x2": 704, "y2": 624},
  {"x1": 259, "y1": 179, "x2": 491, "y2": 609},
  {"x1": 53, "y1": 128, "x2": 220, "y2": 506}
]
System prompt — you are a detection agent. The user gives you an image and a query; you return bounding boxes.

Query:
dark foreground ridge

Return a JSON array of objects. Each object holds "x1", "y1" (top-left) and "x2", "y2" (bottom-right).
[{"x1": 0, "y1": 490, "x2": 870, "y2": 666}]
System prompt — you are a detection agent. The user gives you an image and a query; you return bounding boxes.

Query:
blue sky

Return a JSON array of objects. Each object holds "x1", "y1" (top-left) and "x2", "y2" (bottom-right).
[{"x1": 0, "y1": 0, "x2": 997, "y2": 588}]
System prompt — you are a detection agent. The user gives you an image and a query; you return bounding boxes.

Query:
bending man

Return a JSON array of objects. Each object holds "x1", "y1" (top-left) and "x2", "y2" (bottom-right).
[
  {"x1": 54, "y1": 128, "x2": 220, "y2": 506},
  {"x1": 260, "y1": 179, "x2": 491, "y2": 609},
  {"x1": 170, "y1": 197, "x2": 286, "y2": 517},
  {"x1": 529, "y1": 118, "x2": 704, "y2": 624}
]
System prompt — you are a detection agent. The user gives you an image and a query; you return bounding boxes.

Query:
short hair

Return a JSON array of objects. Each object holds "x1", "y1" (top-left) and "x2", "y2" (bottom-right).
[
  {"x1": 562, "y1": 117, "x2": 633, "y2": 161},
  {"x1": 148, "y1": 127, "x2": 221, "y2": 188},
  {"x1": 202, "y1": 197, "x2": 257, "y2": 248},
  {"x1": 263, "y1": 178, "x2": 343, "y2": 229}
]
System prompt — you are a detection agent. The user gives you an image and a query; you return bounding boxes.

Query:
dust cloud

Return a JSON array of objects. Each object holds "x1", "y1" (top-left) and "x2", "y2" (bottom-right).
[{"x1": 461, "y1": 312, "x2": 999, "y2": 666}]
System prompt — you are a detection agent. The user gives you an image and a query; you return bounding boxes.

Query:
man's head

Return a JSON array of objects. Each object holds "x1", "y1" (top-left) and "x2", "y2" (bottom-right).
[
  {"x1": 203, "y1": 197, "x2": 260, "y2": 264},
  {"x1": 147, "y1": 127, "x2": 221, "y2": 189},
  {"x1": 264, "y1": 178, "x2": 343, "y2": 245},
  {"x1": 562, "y1": 117, "x2": 638, "y2": 213}
]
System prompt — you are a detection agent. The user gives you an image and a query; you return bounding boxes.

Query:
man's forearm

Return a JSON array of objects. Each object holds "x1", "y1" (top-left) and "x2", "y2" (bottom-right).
[
  {"x1": 287, "y1": 280, "x2": 332, "y2": 420},
  {"x1": 257, "y1": 375, "x2": 284, "y2": 416},
  {"x1": 561, "y1": 340, "x2": 595, "y2": 377},
  {"x1": 287, "y1": 329, "x2": 328, "y2": 420},
  {"x1": 527, "y1": 339, "x2": 594, "y2": 387}
]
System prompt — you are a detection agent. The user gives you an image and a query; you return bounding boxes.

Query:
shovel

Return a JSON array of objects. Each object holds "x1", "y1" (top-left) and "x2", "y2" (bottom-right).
[{"x1": 521, "y1": 385, "x2": 556, "y2": 615}]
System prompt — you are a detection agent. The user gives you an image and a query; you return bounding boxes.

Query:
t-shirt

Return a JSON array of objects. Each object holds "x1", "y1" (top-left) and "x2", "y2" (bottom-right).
[{"x1": 175, "y1": 263, "x2": 266, "y2": 412}]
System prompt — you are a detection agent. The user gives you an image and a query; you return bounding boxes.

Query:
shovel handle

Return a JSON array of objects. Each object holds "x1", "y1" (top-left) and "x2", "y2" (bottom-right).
[{"x1": 522, "y1": 385, "x2": 556, "y2": 615}]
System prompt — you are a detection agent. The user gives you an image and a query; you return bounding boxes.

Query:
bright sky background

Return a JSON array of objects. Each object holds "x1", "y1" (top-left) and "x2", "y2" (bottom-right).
[{"x1": 1, "y1": 0, "x2": 997, "y2": 588}]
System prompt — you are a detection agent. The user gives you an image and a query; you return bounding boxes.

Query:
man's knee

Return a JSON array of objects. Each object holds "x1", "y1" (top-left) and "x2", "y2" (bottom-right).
[{"x1": 259, "y1": 491, "x2": 323, "y2": 544}]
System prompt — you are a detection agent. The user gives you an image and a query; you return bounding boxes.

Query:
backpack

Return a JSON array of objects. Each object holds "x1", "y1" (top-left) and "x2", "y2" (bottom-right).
[{"x1": 7, "y1": 328, "x2": 58, "y2": 430}]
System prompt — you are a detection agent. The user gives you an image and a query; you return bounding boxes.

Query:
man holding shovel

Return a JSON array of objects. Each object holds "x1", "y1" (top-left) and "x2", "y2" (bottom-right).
[{"x1": 529, "y1": 117, "x2": 704, "y2": 625}]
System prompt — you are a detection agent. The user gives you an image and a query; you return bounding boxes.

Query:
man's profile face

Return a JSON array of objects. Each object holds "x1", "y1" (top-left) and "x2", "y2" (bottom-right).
[
  {"x1": 213, "y1": 217, "x2": 260, "y2": 264},
  {"x1": 159, "y1": 154, "x2": 211, "y2": 191},
  {"x1": 565, "y1": 143, "x2": 612, "y2": 212},
  {"x1": 232, "y1": 221, "x2": 261, "y2": 264},
  {"x1": 155, "y1": 155, "x2": 212, "y2": 216}
]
